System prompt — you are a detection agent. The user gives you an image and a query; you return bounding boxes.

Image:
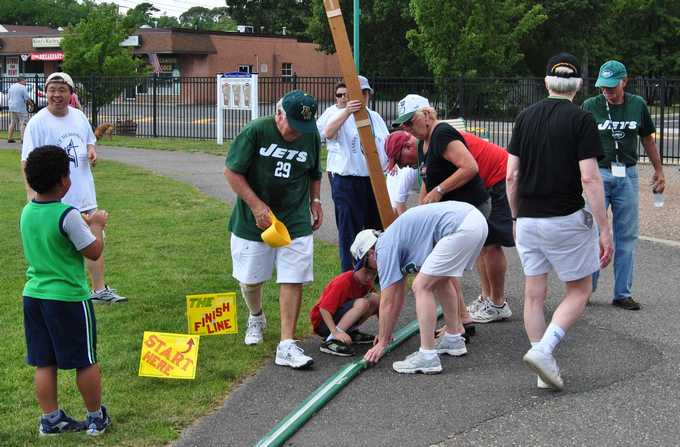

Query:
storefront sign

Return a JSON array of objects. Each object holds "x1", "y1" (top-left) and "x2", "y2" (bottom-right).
[
  {"x1": 186, "y1": 292, "x2": 238, "y2": 336},
  {"x1": 6, "y1": 56, "x2": 19, "y2": 76},
  {"x1": 120, "y1": 35, "x2": 140, "y2": 47},
  {"x1": 138, "y1": 332, "x2": 200, "y2": 380},
  {"x1": 31, "y1": 52, "x2": 64, "y2": 61},
  {"x1": 32, "y1": 37, "x2": 62, "y2": 48}
]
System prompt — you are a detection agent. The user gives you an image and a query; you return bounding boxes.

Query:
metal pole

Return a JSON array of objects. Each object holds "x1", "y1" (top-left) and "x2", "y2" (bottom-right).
[
  {"x1": 353, "y1": 0, "x2": 360, "y2": 71},
  {"x1": 255, "y1": 309, "x2": 441, "y2": 447}
]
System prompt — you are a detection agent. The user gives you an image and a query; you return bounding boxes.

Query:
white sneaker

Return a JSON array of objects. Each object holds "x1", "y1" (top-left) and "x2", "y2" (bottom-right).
[
  {"x1": 466, "y1": 296, "x2": 487, "y2": 313},
  {"x1": 275, "y1": 342, "x2": 314, "y2": 369},
  {"x1": 470, "y1": 300, "x2": 512, "y2": 323},
  {"x1": 392, "y1": 351, "x2": 442, "y2": 374},
  {"x1": 537, "y1": 375, "x2": 551, "y2": 389},
  {"x1": 434, "y1": 335, "x2": 467, "y2": 356},
  {"x1": 523, "y1": 348, "x2": 564, "y2": 390},
  {"x1": 244, "y1": 313, "x2": 266, "y2": 345}
]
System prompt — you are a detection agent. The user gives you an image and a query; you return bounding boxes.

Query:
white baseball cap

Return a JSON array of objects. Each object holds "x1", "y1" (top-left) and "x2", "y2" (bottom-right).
[
  {"x1": 46, "y1": 72, "x2": 75, "y2": 91},
  {"x1": 392, "y1": 94, "x2": 430, "y2": 128},
  {"x1": 350, "y1": 229, "x2": 380, "y2": 270},
  {"x1": 358, "y1": 75, "x2": 373, "y2": 94}
]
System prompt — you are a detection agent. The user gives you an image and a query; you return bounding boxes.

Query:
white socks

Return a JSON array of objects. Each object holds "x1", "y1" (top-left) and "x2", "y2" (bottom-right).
[
  {"x1": 534, "y1": 323, "x2": 565, "y2": 354},
  {"x1": 419, "y1": 347, "x2": 438, "y2": 359}
]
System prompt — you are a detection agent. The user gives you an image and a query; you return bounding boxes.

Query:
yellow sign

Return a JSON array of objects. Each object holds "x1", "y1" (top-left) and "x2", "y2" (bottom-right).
[
  {"x1": 186, "y1": 292, "x2": 238, "y2": 336},
  {"x1": 138, "y1": 332, "x2": 200, "y2": 380}
]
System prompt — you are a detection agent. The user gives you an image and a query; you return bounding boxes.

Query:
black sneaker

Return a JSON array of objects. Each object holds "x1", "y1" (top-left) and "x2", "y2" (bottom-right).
[
  {"x1": 320, "y1": 339, "x2": 354, "y2": 356},
  {"x1": 39, "y1": 410, "x2": 85, "y2": 436},
  {"x1": 612, "y1": 297, "x2": 641, "y2": 310},
  {"x1": 348, "y1": 330, "x2": 374, "y2": 345},
  {"x1": 7, "y1": 139, "x2": 16, "y2": 143},
  {"x1": 85, "y1": 405, "x2": 111, "y2": 436}
]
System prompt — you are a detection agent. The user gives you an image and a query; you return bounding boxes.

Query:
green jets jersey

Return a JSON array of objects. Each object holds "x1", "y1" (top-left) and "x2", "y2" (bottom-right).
[
  {"x1": 582, "y1": 93, "x2": 655, "y2": 167},
  {"x1": 226, "y1": 116, "x2": 322, "y2": 241}
]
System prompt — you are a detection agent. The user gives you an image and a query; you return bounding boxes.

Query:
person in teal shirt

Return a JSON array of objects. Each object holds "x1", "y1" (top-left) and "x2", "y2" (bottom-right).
[{"x1": 583, "y1": 60, "x2": 666, "y2": 311}]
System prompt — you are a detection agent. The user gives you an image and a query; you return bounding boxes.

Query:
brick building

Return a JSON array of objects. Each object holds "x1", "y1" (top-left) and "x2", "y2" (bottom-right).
[{"x1": 0, "y1": 25, "x2": 341, "y2": 102}]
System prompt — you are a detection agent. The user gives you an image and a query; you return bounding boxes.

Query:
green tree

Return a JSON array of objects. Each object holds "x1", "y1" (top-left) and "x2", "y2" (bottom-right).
[
  {"x1": 123, "y1": 2, "x2": 158, "y2": 28},
  {"x1": 307, "y1": 0, "x2": 430, "y2": 77},
  {"x1": 596, "y1": 0, "x2": 680, "y2": 77},
  {"x1": 178, "y1": 6, "x2": 236, "y2": 31},
  {"x1": 0, "y1": 0, "x2": 94, "y2": 28},
  {"x1": 61, "y1": 3, "x2": 148, "y2": 118},
  {"x1": 226, "y1": 0, "x2": 311, "y2": 37},
  {"x1": 156, "y1": 15, "x2": 181, "y2": 28},
  {"x1": 408, "y1": 0, "x2": 547, "y2": 77}
]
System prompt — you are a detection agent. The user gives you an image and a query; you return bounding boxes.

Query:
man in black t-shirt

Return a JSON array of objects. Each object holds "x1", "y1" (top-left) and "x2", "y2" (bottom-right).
[{"x1": 507, "y1": 53, "x2": 613, "y2": 391}]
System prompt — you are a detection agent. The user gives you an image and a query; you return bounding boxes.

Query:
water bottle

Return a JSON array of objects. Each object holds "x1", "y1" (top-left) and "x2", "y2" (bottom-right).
[{"x1": 653, "y1": 189, "x2": 665, "y2": 208}]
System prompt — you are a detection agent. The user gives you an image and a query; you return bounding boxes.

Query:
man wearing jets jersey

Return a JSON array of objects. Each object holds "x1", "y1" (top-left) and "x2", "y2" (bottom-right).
[{"x1": 224, "y1": 90, "x2": 323, "y2": 369}]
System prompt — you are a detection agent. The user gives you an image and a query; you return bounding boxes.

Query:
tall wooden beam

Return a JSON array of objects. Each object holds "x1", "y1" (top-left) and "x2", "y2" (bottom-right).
[{"x1": 323, "y1": 0, "x2": 395, "y2": 228}]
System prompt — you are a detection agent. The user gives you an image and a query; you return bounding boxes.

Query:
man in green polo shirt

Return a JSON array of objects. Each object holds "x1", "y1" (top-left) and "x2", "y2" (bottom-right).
[
  {"x1": 224, "y1": 90, "x2": 323, "y2": 369},
  {"x1": 583, "y1": 60, "x2": 666, "y2": 311}
]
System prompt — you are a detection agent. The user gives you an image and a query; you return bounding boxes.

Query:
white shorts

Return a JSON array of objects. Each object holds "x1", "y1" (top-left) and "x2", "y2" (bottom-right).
[
  {"x1": 420, "y1": 210, "x2": 488, "y2": 278},
  {"x1": 516, "y1": 208, "x2": 599, "y2": 282},
  {"x1": 230, "y1": 233, "x2": 314, "y2": 285}
]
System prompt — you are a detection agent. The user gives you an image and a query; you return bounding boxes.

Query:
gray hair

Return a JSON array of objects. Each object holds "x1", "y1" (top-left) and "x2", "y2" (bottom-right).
[
  {"x1": 276, "y1": 98, "x2": 286, "y2": 117},
  {"x1": 545, "y1": 66, "x2": 582, "y2": 94}
]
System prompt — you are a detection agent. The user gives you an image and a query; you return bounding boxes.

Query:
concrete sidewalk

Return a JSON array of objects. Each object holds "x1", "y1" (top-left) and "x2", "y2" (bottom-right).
[{"x1": 5, "y1": 143, "x2": 680, "y2": 446}]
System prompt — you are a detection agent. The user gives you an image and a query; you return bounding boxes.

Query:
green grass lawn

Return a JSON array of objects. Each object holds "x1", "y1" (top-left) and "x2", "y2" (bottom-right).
[{"x1": 0, "y1": 151, "x2": 339, "y2": 446}]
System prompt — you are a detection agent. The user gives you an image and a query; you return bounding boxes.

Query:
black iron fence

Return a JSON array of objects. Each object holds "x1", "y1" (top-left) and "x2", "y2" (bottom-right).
[{"x1": 2, "y1": 74, "x2": 679, "y2": 163}]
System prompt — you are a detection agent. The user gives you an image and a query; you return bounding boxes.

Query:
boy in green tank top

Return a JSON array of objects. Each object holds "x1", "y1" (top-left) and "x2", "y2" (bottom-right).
[{"x1": 20, "y1": 146, "x2": 112, "y2": 436}]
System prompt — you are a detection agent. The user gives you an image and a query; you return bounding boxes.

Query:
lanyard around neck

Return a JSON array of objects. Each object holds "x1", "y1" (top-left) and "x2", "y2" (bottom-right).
[{"x1": 603, "y1": 95, "x2": 621, "y2": 162}]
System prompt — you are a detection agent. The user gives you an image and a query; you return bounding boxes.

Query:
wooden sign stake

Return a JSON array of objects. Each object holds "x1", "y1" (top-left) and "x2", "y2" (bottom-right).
[{"x1": 323, "y1": 0, "x2": 395, "y2": 228}]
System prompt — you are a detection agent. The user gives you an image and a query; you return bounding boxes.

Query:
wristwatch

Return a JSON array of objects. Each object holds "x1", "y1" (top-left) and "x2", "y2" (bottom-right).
[{"x1": 435, "y1": 185, "x2": 445, "y2": 195}]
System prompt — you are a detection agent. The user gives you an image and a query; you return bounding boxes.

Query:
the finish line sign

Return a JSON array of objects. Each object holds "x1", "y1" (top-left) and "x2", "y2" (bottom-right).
[
  {"x1": 138, "y1": 332, "x2": 200, "y2": 380},
  {"x1": 186, "y1": 292, "x2": 238, "y2": 336}
]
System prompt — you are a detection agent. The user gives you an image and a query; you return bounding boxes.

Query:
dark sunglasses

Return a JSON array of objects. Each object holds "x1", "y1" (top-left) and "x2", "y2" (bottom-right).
[{"x1": 336, "y1": 92, "x2": 348, "y2": 98}]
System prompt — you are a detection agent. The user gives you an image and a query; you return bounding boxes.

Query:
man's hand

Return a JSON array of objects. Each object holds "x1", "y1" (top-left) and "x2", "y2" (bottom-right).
[
  {"x1": 346, "y1": 100, "x2": 363, "y2": 114},
  {"x1": 311, "y1": 200, "x2": 323, "y2": 230},
  {"x1": 599, "y1": 230, "x2": 614, "y2": 268},
  {"x1": 87, "y1": 146, "x2": 97, "y2": 167},
  {"x1": 364, "y1": 340, "x2": 387, "y2": 364},
  {"x1": 651, "y1": 169, "x2": 666, "y2": 194},
  {"x1": 252, "y1": 205, "x2": 272, "y2": 230}
]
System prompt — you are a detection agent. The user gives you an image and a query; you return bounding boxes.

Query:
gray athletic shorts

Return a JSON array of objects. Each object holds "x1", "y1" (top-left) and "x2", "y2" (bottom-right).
[
  {"x1": 516, "y1": 208, "x2": 599, "y2": 282},
  {"x1": 10, "y1": 112, "x2": 28, "y2": 126},
  {"x1": 420, "y1": 209, "x2": 488, "y2": 278}
]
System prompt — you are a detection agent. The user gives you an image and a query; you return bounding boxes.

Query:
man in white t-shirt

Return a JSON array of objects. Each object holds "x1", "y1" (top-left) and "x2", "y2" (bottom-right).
[
  {"x1": 21, "y1": 72, "x2": 126, "y2": 304},
  {"x1": 316, "y1": 76, "x2": 389, "y2": 271}
]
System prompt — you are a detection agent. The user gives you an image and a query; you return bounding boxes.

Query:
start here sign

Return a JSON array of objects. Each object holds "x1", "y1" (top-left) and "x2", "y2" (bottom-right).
[
  {"x1": 138, "y1": 332, "x2": 200, "y2": 380},
  {"x1": 186, "y1": 292, "x2": 238, "y2": 336}
]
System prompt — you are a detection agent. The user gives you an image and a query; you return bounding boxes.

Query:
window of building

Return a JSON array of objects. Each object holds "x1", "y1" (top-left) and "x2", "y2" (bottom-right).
[
  {"x1": 281, "y1": 62, "x2": 293, "y2": 77},
  {"x1": 238, "y1": 64, "x2": 253, "y2": 73}
]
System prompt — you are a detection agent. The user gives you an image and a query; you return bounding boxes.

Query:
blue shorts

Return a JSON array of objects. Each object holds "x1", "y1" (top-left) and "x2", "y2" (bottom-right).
[
  {"x1": 23, "y1": 297, "x2": 98, "y2": 369},
  {"x1": 313, "y1": 300, "x2": 356, "y2": 338}
]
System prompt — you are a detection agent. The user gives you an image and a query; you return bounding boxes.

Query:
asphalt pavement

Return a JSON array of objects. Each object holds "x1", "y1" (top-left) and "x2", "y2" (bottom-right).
[{"x1": 4, "y1": 143, "x2": 679, "y2": 446}]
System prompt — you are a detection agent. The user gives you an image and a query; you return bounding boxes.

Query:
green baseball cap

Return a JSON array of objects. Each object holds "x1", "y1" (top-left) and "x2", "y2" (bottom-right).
[
  {"x1": 595, "y1": 60, "x2": 627, "y2": 88},
  {"x1": 282, "y1": 90, "x2": 318, "y2": 134}
]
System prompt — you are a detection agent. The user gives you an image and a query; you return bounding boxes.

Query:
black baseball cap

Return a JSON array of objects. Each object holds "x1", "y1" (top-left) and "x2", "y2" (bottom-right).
[{"x1": 546, "y1": 52, "x2": 581, "y2": 78}]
